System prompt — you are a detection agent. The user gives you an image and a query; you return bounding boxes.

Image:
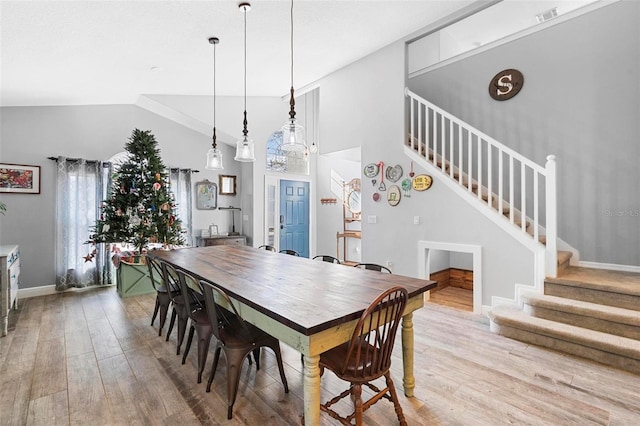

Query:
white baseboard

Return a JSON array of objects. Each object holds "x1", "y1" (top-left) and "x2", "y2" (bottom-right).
[
  {"x1": 18, "y1": 285, "x2": 57, "y2": 299},
  {"x1": 18, "y1": 284, "x2": 116, "y2": 299},
  {"x1": 578, "y1": 261, "x2": 640, "y2": 273},
  {"x1": 481, "y1": 304, "x2": 493, "y2": 317}
]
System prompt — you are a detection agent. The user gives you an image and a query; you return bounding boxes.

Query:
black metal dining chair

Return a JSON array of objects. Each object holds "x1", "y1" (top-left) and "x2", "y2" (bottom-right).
[
  {"x1": 200, "y1": 279, "x2": 289, "y2": 419},
  {"x1": 319, "y1": 286, "x2": 408, "y2": 425},
  {"x1": 354, "y1": 262, "x2": 392, "y2": 274},
  {"x1": 258, "y1": 244, "x2": 276, "y2": 252},
  {"x1": 279, "y1": 249, "x2": 300, "y2": 256},
  {"x1": 147, "y1": 255, "x2": 177, "y2": 336},
  {"x1": 313, "y1": 255, "x2": 341, "y2": 264},
  {"x1": 161, "y1": 260, "x2": 201, "y2": 355},
  {"x1": 176, "y1": 269, "x2": 213, "y2": 384}
]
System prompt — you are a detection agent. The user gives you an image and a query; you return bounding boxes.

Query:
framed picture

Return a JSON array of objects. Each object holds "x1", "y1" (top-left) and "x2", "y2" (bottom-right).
[
  {"x1": 0, "y1": 163, "x2": 41, "y2": 194},
  {"x1": 219, "y1": 174, "x2": 237, "y2": 195},
  {"x1": 195, "y1": 179, "x2": 218, "y2": 210}
]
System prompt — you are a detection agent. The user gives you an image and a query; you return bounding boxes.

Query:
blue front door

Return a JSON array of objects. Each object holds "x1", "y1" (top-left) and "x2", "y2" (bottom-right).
[{"x1": 279, "y1": 180, "x2": 309, "y2": 258}]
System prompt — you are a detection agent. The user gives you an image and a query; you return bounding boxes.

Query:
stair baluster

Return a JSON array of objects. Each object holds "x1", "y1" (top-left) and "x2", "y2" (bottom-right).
[{"x1": 404, "y1": 87, "x2": 558, "y2": 279}]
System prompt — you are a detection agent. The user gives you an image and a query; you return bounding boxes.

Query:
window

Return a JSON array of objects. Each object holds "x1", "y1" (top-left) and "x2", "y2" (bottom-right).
[
  {"x1": 55, "y1": 157, "x2": 112, "y2": 289},
  {"x1": 266, "y1": 130, "x2": 309, "y2": 175}
]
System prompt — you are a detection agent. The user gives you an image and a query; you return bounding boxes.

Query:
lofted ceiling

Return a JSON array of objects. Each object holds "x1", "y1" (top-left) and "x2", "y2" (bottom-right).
[
  {"x1": 0, "y1": 0, "x2": 600, "y2": 107},
  {"x1": 1, "y1": 0, "x2": 477, "y2": 106}
]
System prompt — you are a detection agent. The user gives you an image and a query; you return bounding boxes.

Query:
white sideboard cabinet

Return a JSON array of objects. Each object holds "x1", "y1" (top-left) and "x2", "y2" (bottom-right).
[{"x1": 0, "y1": 245, "x2": 20, "y2": 337}]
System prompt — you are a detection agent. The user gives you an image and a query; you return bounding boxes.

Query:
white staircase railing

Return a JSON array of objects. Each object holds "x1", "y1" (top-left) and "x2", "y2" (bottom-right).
[{"x1": 405, "y1": 88, "x2": 558, "y2": 278}]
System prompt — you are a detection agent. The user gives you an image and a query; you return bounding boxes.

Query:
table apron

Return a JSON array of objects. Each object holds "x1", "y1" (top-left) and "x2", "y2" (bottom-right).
[{"x1": 231, "y1": 293, "x2": 425, "y2": 356}]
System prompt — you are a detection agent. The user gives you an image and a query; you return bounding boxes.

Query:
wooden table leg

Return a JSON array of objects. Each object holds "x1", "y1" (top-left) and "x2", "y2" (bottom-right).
[
  {"x1": 303, "y1": 354, "x2": 321, "y2": 425},
  {"x1": 401, "y1": 312, "x2": 415, "y2": 397}
]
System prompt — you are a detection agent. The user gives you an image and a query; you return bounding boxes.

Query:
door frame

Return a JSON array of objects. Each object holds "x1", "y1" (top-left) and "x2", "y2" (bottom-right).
[
  {"x1": 263, "y1": 175, "x2": 314, "y2": 254},
  {"x1": 418, "y1": 240, "x2": 482, "y2": 314}
]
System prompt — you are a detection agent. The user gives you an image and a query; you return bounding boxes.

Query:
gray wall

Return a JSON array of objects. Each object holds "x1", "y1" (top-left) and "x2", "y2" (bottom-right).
[
  {"x1": 315, "y1": 155, "x2": 361, "y2": 259},
  {"x1": 0, "y1": 103, "x2": 242, "y2": 288},
  {"x1": 317, "y1": 38, "x2": 535, "y2": 306},
  {"x1": 141, "y1": 95, "x2": 295, "y2": 247},
  {"x1": 408, "y1": 0, "x2": 640, "y2": 267}
]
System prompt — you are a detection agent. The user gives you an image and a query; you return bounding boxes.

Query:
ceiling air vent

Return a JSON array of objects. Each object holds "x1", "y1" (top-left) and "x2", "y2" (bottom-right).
[{"x1": 536, "y1": 7, "x2": 558, "y2": 23}]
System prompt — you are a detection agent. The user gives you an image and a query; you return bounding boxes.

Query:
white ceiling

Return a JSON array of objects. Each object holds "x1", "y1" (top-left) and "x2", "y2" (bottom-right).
[
  {"x1": 0, "y1": 0, "x2": 477, "y2": 106},
  {"x1": 0, "y1": 0, "x2": 600, "y2": 107}
]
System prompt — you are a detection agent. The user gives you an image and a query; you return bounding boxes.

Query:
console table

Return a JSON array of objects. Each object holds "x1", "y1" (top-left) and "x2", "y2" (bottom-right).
[
  {"x1": 1, "y1": 245, "x2": 20, "y2": 337},
  {"x1": 197, "y1": 235, "x2": 246, "y2": 247}
]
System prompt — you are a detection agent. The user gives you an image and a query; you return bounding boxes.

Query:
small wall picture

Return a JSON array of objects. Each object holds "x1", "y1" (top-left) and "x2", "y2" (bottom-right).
[
  {"x1": 195, "y1": 179, "x2": 217, "y2": 210},
  {"x1": 0, "y1": 163, "x2": 41, "y2": 194}
]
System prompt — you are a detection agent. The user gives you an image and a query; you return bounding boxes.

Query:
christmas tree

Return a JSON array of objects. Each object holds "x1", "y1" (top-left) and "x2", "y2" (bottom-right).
[{"x1": 88, "y1": 129, "x2": 185, "y2": 255}]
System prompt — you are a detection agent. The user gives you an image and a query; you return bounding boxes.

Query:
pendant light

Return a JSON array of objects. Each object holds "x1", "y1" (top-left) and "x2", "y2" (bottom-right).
[
  {"x1": 280, "y1": 0, "x2": 307, "y2": 153},
  {"x1": 206, "y1": 37, "x2": 224, "y2": 170},
  {"x1": 234, "y1": 2, "x2": 256, "y2": 162}
]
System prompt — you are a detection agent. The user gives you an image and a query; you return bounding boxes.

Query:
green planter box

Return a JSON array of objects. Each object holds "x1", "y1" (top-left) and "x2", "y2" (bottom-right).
[{"x1": 117, "y1": 259, "x2": 154, "y2": 297}]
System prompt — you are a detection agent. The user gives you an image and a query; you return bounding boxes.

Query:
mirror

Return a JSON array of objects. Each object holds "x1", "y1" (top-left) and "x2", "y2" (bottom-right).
[
  {"x1": 195, "y1": 179, "x2": 217, "y2": 210},
  {"x1": 347, "y1": 190, "x2": 361, "y2": 214},
  {"x1": 219, "y1": 175, "x2": 237, "y2": 195}
]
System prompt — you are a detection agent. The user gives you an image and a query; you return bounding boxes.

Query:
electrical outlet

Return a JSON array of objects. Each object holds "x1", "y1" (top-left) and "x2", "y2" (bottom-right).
[
  {"x1": 368, "y1": 215, "x2": 377, "y2": 224},
  {"x1": 243, "y1": 214, "x2": 249, "y2": 221},
  {"x1": 386, "y1": 261, "x2": 393, "y2": 270},
  {"x1": 413, "y1": 215, "x2": 420, "y2": 225}
]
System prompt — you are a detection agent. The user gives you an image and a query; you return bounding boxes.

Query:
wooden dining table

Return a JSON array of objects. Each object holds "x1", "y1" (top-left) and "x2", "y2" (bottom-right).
[{"x1": 150, "y1": 245, "x2": 436, "y2": 425}]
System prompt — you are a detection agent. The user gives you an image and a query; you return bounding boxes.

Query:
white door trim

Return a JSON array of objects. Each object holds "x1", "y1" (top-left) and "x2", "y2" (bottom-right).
[{"x1": 418, "y1": 240, "x2": 482, "y2": 314}]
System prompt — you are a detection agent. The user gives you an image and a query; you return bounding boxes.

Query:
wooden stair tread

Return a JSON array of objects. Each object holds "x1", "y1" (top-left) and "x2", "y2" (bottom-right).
[
  {"x1": 557, "y1": 250, "x2": 572, "y2": 265},
  {"x1": 413, "y1": 144, "x2": 542, "y2": 236}
]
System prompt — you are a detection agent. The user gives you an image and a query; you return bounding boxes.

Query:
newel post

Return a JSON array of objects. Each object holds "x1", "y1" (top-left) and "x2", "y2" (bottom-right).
[{"x1": 545, "y1": 155, "x2": 558, "y2": 278}]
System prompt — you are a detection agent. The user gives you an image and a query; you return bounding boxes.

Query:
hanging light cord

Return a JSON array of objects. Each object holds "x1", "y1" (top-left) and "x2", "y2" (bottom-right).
[
  {"x1": 288, "y1": 0, "x2": 296, "y2": 120},
  {"x1": 212, "y1": 38, "x2": 217, "y2": 149},
  {"x1": 242, "y1": 5, "x2": 249, "y2": 139},
  {"x1": 290, "y1": 0, "x2": 294, "y2": 90}
]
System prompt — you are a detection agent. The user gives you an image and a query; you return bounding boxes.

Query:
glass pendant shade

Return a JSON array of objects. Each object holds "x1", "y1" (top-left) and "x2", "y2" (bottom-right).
[
  {"x1": 206, "y1": 145, "x2": 223, "y2": 170},
  {"x1": 309, "y1": 141, "x2": 318, "y2": 153},
  {"x1": 234, "y1": 137, "x2": 255, "y2": 162},
  {"x1": 280, "y1": 118, "x2": 307, "y2": 152}
]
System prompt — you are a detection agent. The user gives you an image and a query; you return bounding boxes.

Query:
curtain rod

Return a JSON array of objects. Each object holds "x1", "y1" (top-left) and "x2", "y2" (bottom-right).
[
  {"x1": 169, "y1": 167, "x2": 200, "y2": 173},
  {"x1": 47, "y1": 156, "x2": 103, "y2": 164},
  {"x1": 48, "y1": 157, "x2": 199, "y2": 173}
]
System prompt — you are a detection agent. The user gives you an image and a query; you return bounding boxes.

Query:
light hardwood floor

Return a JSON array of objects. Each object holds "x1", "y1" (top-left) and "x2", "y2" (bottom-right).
[
  {"x1": 2, "y1": 286, "x2": 640, "y2": 425},
  {"x1": 428, "y1": 287, "x2": 473, "y2": 312}
]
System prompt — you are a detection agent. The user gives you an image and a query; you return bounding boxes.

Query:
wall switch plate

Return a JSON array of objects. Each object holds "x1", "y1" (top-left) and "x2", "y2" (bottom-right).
[
  {"x1": 413, "y1": 215, "x2": 420, "y2": 225},
  {"x1": 368, "y1": 215, "x2": 377, "y2": 224},
  {"x1": 243, "y1": 214, "x2": 249, "y2": 221}
]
